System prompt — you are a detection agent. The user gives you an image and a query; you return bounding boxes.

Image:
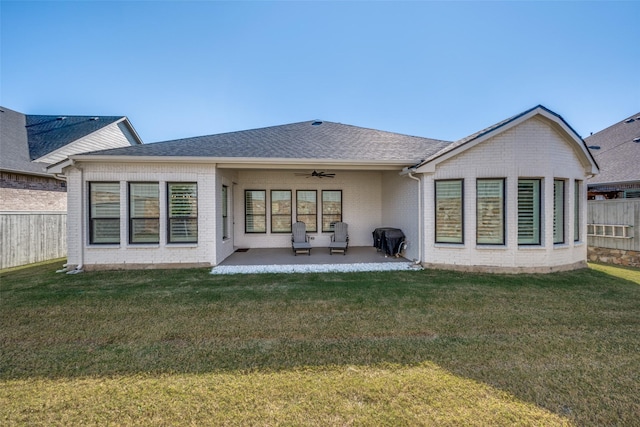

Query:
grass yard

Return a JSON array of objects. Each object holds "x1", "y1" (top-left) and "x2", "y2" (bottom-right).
[{"x1": 1, "y1": 261, "x2": 639, "y2": 426}]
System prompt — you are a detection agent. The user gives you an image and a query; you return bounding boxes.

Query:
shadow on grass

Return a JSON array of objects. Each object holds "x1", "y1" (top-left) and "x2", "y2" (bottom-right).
[{"x1": 1, "y1": 261, "x2": 639, "y2": 425}]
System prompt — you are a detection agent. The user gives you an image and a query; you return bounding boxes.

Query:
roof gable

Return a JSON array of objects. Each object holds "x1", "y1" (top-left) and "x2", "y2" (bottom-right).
[
  {"x1": 25, "y1": 114, "x2": 126, "y2": 160},
  {"x1": 1, "y1": 106, "x2": 143, "y2": 177},
  {"x1": 415, "y1": 105, "x2": 599, "y2": 175}
]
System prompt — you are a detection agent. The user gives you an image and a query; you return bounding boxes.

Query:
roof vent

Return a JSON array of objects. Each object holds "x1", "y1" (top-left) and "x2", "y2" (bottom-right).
[
  {"x1": 588, "y1": 145, "x2": 601, "y2": 150},
  {"x1": 57, "y1": 116, "x2": 67, "y2": 120},
  {"x1": 311, "y1": 120, "x2": 323, "y2": 126},
  {"x1": 624, "y1": 118, "x2": 635, "y2": 123},
  {"x1": 90, "y1": 117, "x2": 99, "y2": 121},
  {"x1": 633, "y1": 137, "x2": 640, "y2": 143}
]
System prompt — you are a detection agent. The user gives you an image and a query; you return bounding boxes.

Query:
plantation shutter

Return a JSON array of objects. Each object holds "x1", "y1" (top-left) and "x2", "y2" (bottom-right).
[
  {"x1": 477, "y1": 179, "x2": 505, "y2": 245},
  {"x1": 554, "y1": 180, "x2": 564, "y2": 244},
  {"x1": 168, "y1": 183, "x2": 198, "y2": 243},
  {"x1": 574, "y1": 181, "x2": 580, "y2": 242},
  {"x1": 435, "y1": 180, "x2": 463, "y2": 243},
  {"x1": 90, "y1": 182, "x2": 120, "y2": 244},
  {"x1": 518, "y1": 180, "x2": 540, "y2": 245}
]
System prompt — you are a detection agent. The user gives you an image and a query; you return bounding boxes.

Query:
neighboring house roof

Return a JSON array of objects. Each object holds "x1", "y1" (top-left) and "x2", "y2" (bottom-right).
[
  {"x1": 65, "y1": 120, "x2": 452, "y2": 166},
  {"x1": 585, "y1": 112, "x2": 640, "y2": 186},
  {"x1": 1, "y1": 106, "x2": 143, "y2": 177},
  {"x1": 414, "y1": 105, "x2": 599, "y2": 175}
]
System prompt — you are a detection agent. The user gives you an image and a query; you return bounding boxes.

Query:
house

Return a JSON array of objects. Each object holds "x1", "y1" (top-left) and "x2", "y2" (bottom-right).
[
  {"x1": 1, "y1": 106, "x2": 143, "y2": 211},
  {"x1": 0, "y1": 106, "x2": 143, "y2": 269},
  {"x1": 49, "y1": 105, "x2": 599, "y2": 273},
  {"x1": 584, "y1": 112, "x2": 640, "y2": 268},
  {"x1": 585, "y1": 111, "x2": 640, "y2": 199}
]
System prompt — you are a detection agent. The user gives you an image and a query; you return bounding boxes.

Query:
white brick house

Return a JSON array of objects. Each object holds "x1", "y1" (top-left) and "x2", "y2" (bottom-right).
[{"x1": 50, "y1": 105, "x2": 599, "y2": 273}]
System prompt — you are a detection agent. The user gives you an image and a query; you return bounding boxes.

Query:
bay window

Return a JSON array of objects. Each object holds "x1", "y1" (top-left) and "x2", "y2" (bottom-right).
[
  {"x1": 477, "y1": 179, "x2": 505, "y2": 245},
  {"x1": 435, "y1": 180, "x2": 463, "y2": 243},
  {"x1": 518, "y1": 179, "x2": 541, "y2": 245},
  {"x1": 554, "y1": 180, "x2": 565, "y2": 244}
]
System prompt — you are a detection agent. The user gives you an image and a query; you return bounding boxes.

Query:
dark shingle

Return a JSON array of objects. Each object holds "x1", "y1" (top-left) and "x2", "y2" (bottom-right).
[
  {"x1": 80, "y1": 120, "x2": 451, "y2": 163},
  {"x1": 586, "y1": 112, "x2": 640, "y2": 185},
  {"x1": 25, "y1": 114, "x2": 124, "y2": 160}
]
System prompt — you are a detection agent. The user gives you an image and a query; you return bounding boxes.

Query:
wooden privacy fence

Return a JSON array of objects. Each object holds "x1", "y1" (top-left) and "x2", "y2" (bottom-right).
[
  {"x1": 0, "y1": 212, "x2": 67, "y2": 269},
  {"x1": 587, "y1": 199, "x2": 640, "y2": 267}
]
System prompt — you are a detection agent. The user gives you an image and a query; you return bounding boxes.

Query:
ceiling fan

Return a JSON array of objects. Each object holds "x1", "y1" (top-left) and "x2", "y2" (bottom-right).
[{"x1": 294, "y1": 170, "x2": 336, "y2": 179}]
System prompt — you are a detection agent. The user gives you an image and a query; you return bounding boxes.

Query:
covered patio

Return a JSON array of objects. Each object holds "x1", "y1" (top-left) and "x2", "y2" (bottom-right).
[{"x1": 211, "y1": 246, "x2": 417, "y2": 274}]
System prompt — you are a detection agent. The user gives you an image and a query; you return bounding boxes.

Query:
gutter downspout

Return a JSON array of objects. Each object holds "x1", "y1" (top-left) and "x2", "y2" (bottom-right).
[
  {"x1": 67, "y1": 164, "x2": 84, "y2": 274},
  {"x1": 406, "y1": 170, "x2": 422, "y2": 265}
]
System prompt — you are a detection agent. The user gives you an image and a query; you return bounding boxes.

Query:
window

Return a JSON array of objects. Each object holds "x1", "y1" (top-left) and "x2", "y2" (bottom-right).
[
  {"x1": 245, "y1": 190, "x2": 266, "y2": 233},
  {"x1": 296, "y1": 190, "x2": 317, "y2": 232},
  {"x1": 271, "y1": 190, "x2": 292, "y2": 233},
  {"x1": 222, "y1": 185, "x2": 229, "y2": 239},
  {"x1": 89, "y1": 182, "x2": 121, "y2": 244},
  {"x1": 168, "y1": 183, "x2": 198, "y2": 243},
  {"x1": 477, "y1": 179, "x2": 505, "y2": 245},
  {"x1": 129, "y1": 183, "x2": 159, "y2": 244},
  {"x1": 554, "y1": 180, "x2": 565, "y2": 244},
  {"x1": 518, "y1": 179, "x2": 541, "y2": 245},
  {"x1": 435, "y1": 180, "x2": 463, "y2": 243},
  {"x1": 574, "y1": 180, "x2": 581, "y2": 242},
  {"x1": 322, "y1": 190, "x2": 342, "y2": 232}
]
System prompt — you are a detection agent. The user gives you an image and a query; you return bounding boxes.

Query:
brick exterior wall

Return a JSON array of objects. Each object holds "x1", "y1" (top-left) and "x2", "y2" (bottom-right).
[
  {"x1": 0, "y1": 172, "x2": 67, "y2": 211},
  {"x1": 64, "y1": 116, "x2": 593, "y2": 272},
  {"x1": 422, "y1": 116, "x2": 589, "y2": 272}
]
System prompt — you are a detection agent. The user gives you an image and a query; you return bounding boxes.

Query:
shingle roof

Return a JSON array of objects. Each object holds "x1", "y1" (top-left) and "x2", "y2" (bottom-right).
[
  {"x1": 586, "y1": 112, "x2": 640, "y2": 185},
  {"x1": 25, "y1": 113, "x2": 124, "y2": 160},
  {"x1": 80, "y1": 120, "x2": 451, "y2": 164},
  {"x1": 0, "y1": 107, "x2": 46, "y2": 175},
  {"x1": 1, "y1": 106, "x2": 129, "y2": 176}
]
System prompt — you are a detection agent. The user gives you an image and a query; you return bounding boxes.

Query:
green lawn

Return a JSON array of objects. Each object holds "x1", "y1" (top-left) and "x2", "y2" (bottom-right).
[{"x1": 1, "y1": 261, "x2": 638, "y2": 426}]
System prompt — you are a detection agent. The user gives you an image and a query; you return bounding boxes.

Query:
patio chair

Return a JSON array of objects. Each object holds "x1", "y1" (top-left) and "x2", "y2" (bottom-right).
[
  {"x1": 329, "y1": 222, "x2": 349, "y2": 255},
  {"x1": 291, "y1": 221, "x2": 312, "y2": 256}
]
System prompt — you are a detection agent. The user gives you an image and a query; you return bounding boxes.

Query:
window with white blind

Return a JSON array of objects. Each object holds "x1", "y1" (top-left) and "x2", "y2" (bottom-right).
[
  {"x1": 168, "y1": 183, "x2": 198, "y2": 243},
  {"x1": 477, "y1": 179, "x2": 505, "y2": 245},
  {"x1": 129, "y1": 182, "x2": 159, "y2": 244},
  {"x1": 89, "y1": 182, "x2": 121, "y2": 244},
  {"x1": 297, "y1": 190, "x2": 317, "y2": 232},
  {"x1": 435, "y1": 180, "x2": 463, "y2": 243},
  {"x1": 518, "y1": 179, "x2": 541, "y2": 245},
  {"x1": 322, "y1": 190, "x2": 342, "y2": 232},
  {"x1": 271, "y1": 190, "x2": 292, "y2": 233},
  {"x1": 554, "y1": 180, "x2": 565, "y2": 244},
  {"x1": 245, "y1": 190, "x2": 266, "y2": 233}
]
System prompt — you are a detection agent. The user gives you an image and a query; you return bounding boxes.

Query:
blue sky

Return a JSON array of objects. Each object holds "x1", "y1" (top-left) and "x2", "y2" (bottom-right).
[{"x1": 1, "y1": 1, "x2": 638, "y2": 143}]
